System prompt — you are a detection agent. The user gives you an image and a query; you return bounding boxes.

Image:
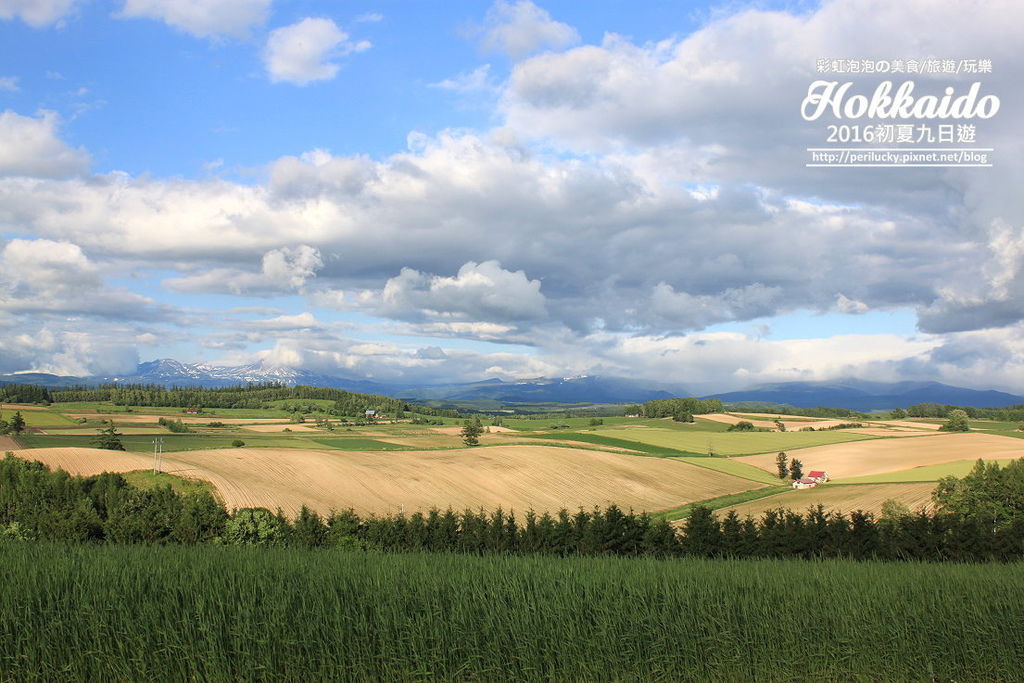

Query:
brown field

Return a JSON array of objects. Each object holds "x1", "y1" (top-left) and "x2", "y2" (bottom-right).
[
  {"x1": 0, "y1": 403, "x2": 47, "y2": 411},
  {"x1": 868, "y1": 420, "x2": 941, "y2": 431},
  {"x1": 845, "y1": 428, "x2": 943, "y2": 437},
  {"x1": 728, "y1": 412, "x2": 820, "y2": 421},
  {"x1": 700, "y1": 413, "x2": 854, "y2": 431},
  {"x1": 11, "y1": 445, "x2": 760, "y2": 517},
  {"x1": 241, "y1": 424, "x2": 321, "y2": 433},
  {"x1": 735, "y1": 432, "x2": 1024, "y2": 480},
  {"x1": 718, "y1": 482, "x2": 936, "y2": 518},
  {"x1": 0, "y1": 436, "x2": 21, "y2": 451}
]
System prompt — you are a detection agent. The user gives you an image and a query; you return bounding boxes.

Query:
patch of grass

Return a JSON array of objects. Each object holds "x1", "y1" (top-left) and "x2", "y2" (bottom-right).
[
  {"x1": 7, "y1": 544, "x2": 1018, "y2": 681},
  {"x1": 673, "y1": 456, "x2": 785, "y2": 484},
  {"x1": 498, "y1": 416, "x2": 640, "y2": 431},
  {"x1": 15, "y1": 433, "x2": 333, "y2": 452},
  {"x1": 652, "y1": 486, "x2": 787, "y2": 521},
  {"x1": 520, "y1": 431, "x2": 700, "y2": 456},
  {"x1": 120, "y1": 469, "x2": 217, "y2": 498},
  {"x1": 4, "y1": 410, "x2": 74, "y2": 427},
  {"x1": 312, "y1": 438, "x2": 414, "y2": 451}
]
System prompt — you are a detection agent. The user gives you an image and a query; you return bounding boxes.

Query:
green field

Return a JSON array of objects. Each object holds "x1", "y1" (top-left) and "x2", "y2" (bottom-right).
[
  {"x1": 673, "y1": 456, "x2": 786, "y2": 484},
  {"x1": 311, "y1": 438, "x2": 414, "y2": 450},
  {"x1": 15, "y1": 433, "x2": 333, "y2": 452},
  {"x1": 1, "y1": 542, "x2": 1021, "y2": 682},
  {"x1": 120, "y1": 469, "x2": 219, "y2": 497},
  {"x1": 3, "y1": 409, "x2": 75, "y2": 427},
  {"x1": 840, "y1": 458, "x2": 1018, "y2": 484},
  {"x1": 652, "y1": 486, "x2": 787, "y2": 521},
  {"x1": 593, "y1": 426, "x2": 877, "y2": 456}
]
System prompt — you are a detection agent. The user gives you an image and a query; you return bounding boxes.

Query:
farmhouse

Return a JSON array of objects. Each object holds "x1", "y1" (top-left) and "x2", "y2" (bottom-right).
[
  {"x1": 792, "y1": 477, "x2": 818, "y2": 490},
  {"x1": 364, "y1": 410, "x2": 377, "y2": 419},
  {"x1": 807, "y1": 470, "x2": 830, "y2": 483}
]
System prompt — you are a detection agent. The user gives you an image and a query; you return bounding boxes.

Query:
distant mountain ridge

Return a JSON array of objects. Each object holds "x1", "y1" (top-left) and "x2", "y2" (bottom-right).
[{"x1": 1, "y1": 360, "x2": 1023, "y2": 410}]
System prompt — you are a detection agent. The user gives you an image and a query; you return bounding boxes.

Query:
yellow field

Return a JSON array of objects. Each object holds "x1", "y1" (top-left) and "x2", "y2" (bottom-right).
[
  {"x1": 700, "y1": 413, "x2": 851, "y2": 431},
  {"x1": 718, "y1": 483, "x2": 937, "y2": 518},
  {"x1": 11, "y1": 445, "x2": 760, "y2": 517},
  {"x1": 735, "y1": 432, "x2": 1024, "y2": 480}
]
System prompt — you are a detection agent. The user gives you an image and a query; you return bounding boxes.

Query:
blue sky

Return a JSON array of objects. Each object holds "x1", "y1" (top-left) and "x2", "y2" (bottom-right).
[{"x1": 0, "y1": 0, "x2": 1022, "y2": 392}]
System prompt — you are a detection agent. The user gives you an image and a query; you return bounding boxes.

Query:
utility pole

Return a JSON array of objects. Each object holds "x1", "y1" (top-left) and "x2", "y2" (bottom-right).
[{"x1": 152, "y1": 437, "x2": 164, "y2": 475}]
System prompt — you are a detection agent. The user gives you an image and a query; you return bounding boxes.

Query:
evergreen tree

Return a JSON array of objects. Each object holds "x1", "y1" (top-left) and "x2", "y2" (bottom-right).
[
  {"x1": 461, "y1": 419, "x2": 484, "y2": 447},
  {"x1": 775, "y1": 451, "x2": 789, "y2": 479},
  {"x1": 91, "y1": 423, "x2": 125, "y2": 451},
  {"x1": 9, "y1": 412, "x2": 26, "y2": 435},
  {"x1": 789, "y1": 458, "x2": 804, "y2": 480}
]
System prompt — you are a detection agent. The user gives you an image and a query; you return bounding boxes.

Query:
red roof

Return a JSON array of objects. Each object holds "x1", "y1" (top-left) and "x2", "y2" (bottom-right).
[
  {"x1": 798, "y1": 477, "x2": 817, "y2": 484},
  {"x1": 808, "y1": 471, "x2": 826, "y2": 477}
]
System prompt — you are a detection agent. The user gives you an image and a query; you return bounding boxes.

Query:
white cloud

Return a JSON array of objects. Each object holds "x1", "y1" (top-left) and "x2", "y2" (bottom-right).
[
  {"x1": 118, "y1": 0, "x2": 270, "y2": 39},
  {"x1": 374, "y1": 260, "x2": 548, "y2": 323},
  {"x1": 0, "y1": 0, "x2": 79, "y2": 27},
  {"x1": 164, "y1": 245, "x2": 323, "y2": 296},
  {"x1": 0, "y1": 109, "x2": 89, "y2": 177},
  {"x1": 430, "y1": 64, "x2": 494, "y2": 93},
  {"x1": 264, "y1": 17, "x2": 370, "y2": 85},
  {"x1": 478, "y1": 0, "x2": 579, "y2": 59},
  {"x1": 0, "y1": 76, "x2": 19, "y2": 91}
]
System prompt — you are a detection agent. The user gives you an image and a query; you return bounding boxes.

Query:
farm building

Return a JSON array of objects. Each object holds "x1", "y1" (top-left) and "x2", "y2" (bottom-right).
[
  {"x1": 792, "y1": 478, "x2": 819, "y2": 490},
  {"x1": 807, "y1": 470, "x2": 829, "y2": 483},
  {"x1": 364, "y1": 410, "x2": 377, "y2": 419}
]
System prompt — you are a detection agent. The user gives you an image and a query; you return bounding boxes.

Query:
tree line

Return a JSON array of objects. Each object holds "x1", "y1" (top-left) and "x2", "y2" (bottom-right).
[
  {"x1": 38, "y1": 383, "x2": 456, "y2": 418},
  {"x1": 627, "y1": 398, "x2": 724, "y2": 420},
  {"x1": 3, "y1": 454, "x2": 1023, "y2": 562}
]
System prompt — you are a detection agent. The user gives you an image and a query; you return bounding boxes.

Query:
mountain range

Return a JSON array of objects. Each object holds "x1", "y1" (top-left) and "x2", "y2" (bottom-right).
[{"x1": 1, "y1": 359, "x2": 1022, "y2": 411}]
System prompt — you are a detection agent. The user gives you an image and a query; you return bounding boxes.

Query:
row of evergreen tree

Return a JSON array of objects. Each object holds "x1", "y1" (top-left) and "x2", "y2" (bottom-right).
[{"x1": 4, "y1": 454, "x2": 1023, "y2": 562}]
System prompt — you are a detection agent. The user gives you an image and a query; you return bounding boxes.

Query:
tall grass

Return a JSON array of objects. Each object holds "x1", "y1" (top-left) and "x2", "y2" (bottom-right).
[{"x1": 1, "y1": 542, "x2": 1021, "y2": 681}]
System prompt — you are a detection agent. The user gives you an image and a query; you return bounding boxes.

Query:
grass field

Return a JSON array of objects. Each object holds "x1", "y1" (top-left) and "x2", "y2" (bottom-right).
[
  {"x1": 673, "y1": 456, "x2": 785, "y2": 484},
  {"x1": 3, "y1": 409, "x2": 74, "y2": 427},
  {"x1": 592, "y1": 426, "x2": 876, "y2": 456},
  {"x1": 1, "y1": 543, "x2": 1022, "y2": 682},
  {"x1": 654, "y1": 486, "x2": 787, "y2": 521},
  {"x1": 120, "y1": 469, "x2": 219, "y2": 498},
  {"x1": 718, "y1": 483, "x2": 938, "y2": 518},
  {"x1": 16, "y1": 433, "x2": 330, "y2": 452},
  {"x1": 11, "y1": 445, "x2": 758, "y2": 516},
  {"x1": 311, "y1": 437, "x2": 415, "y2": 450},
  {"x1": 840, "y1": 458, "x2": 1019, "y2": 484}
]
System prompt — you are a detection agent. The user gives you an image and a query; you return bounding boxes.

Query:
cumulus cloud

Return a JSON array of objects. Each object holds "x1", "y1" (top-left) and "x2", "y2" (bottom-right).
[
  {"x1": 264, "y1": 17, "x2": 370, "y2": 85},
  {"x1": 0, "y1": 110, "x2": 89, "y2": 177},
  {"x1": 0, "y1": 76, "x2": 19, "y2": 91},
  {"x1": 118, "y1": 0, "x2": 270, "y2": 39},
  {"x1": 164, "y1": 245, "x2": 323, "y2": 296},
  {"x1": 0, "y1": 0, "x2": 79, "y2": 27},
  {"x1": 371, "y1": 260, "x2": 547, "y2": 324},
  {"x1": 430, "y1": 65, "x2": 494, "y2": 93},
  {"x1": 477, "y1": 0, "x2": 579, "y2": 59},
  {"x1": 0, "y1": 238, "x2": 164, "y2": 321}
]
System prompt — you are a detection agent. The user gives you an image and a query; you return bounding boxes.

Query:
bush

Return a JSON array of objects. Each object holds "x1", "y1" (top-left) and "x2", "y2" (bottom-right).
[
  {"x1": 727, "y1": 421, "x2": 755, "y2": 432},
  {"x1": 231, "y1": 439, "x2": 245, "y2": 447}
]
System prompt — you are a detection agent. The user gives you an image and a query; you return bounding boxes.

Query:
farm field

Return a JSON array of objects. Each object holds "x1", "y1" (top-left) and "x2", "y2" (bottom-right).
[
  {"x1": 591, "y1": 425, "x2": 876, "y2": 455},
  {"x1": 840, "y1": 458, "x2": 1018, "y2": 484},
  {"x1": 672, "y1": 456, "x2": 784, "y2": 484},
  {"x1": 735, "y1": 432, "x2": 1024, "y2": 480},
  {"x1": 718, "y1": 482, "x2": 937, "y2": 518},
  {"x1": 11, "y1": 445, "x2": 760, "y2": 516}
]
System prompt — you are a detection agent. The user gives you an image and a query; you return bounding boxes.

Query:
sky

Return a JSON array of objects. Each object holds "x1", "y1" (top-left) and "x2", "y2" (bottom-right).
[{"x1": 0, "y1": 0, "x2": 1022, "y2": 393}]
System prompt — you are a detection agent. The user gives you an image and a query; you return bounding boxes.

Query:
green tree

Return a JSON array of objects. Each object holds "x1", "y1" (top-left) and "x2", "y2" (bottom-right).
[
  {"x1": 91, "y1": 423, "x2": 125, "y2": 451},
  {"x1": 461, "y1": 419, "x2": 484, "y2": 447},
  {"x1": 789, "y1": 458, "x2": 804, "y2": 480},
  {"x1": 728, "y1": 421, "x2": 755, "y2": 432},
  {"x1": 774, "y1": 418, "x2": 786, "y2": 432},
  {"x1": 890, "y1": 407, "x2": 907, "y2": 419},
  {"x1": 223, "y1": 508, "x2": 287, "y2": 546},
  {"x1": 775, "y1": 451, "x2": 789, "y2": 479},
  {"x1": 939, "y1": 409, "x2": 970, "y2": 432},
  {"x1": 9, "y1": 411, "x2": 26, "y2": 435}
]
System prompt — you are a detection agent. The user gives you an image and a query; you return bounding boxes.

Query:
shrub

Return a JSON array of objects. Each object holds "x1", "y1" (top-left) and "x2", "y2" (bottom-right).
[{"x1": 231, "y1": 439, "x2": 245, "y2": 447}]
